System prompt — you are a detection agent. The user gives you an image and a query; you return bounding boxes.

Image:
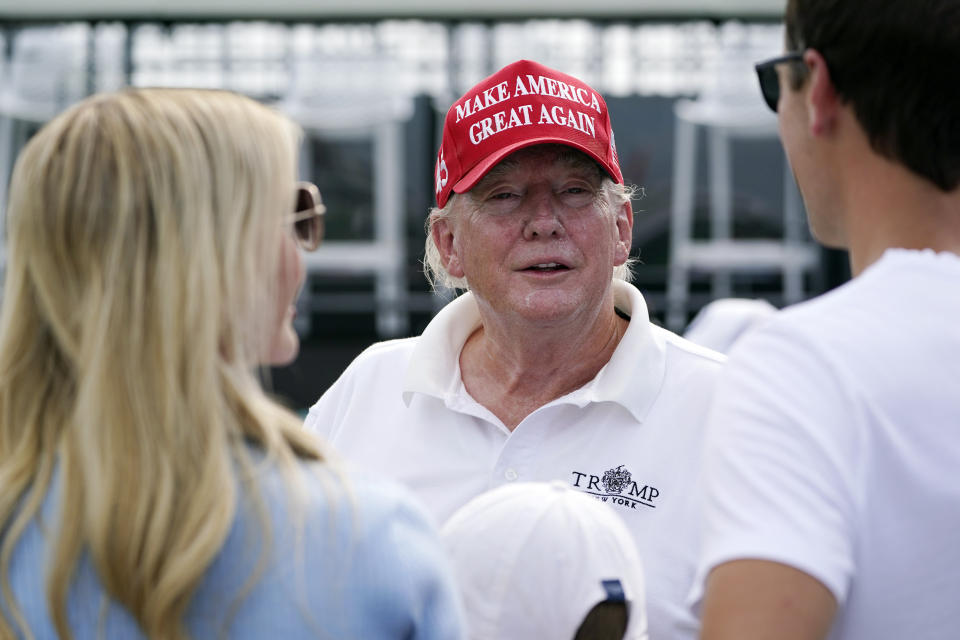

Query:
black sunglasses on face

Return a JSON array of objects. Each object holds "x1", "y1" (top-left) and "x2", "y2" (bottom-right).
[
  {"x1": 290, "y1": 181, "x2": 326, "y2": 252},
  {"x1": 754, "y1": 52, "x2": 805, "y2": 113}
]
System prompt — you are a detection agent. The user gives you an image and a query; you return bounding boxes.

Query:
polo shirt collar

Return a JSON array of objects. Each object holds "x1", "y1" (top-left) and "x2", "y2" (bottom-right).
[
  {"x1": 403, "y1": 292, "x2": 481, "y2": 405},
  {"x1": 582, "y1": 281, "x2": 667, "y2": 423},
  {"x1": 403, "y1": 281, "x2": 666, "y2": 424}
]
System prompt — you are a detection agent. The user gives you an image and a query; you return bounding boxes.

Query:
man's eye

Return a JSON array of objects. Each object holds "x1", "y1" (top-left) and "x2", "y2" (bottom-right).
[
  {"x1": 562, "y1": 186, "x2": 596, "y2": 202},
  {"x1": 490, "y1": 192, "x2": 515, "y2": 200}
]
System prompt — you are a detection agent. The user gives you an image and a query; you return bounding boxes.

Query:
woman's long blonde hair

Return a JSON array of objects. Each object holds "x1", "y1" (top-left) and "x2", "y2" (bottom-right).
[{"x1": 0, "y1": 88, "x2": 324, "y2": 639}]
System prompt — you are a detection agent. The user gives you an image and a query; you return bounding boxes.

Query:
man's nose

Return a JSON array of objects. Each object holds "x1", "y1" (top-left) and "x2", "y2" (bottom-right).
[{"x1": 522, "y1": 190, "x2": 564, "y2": 240}]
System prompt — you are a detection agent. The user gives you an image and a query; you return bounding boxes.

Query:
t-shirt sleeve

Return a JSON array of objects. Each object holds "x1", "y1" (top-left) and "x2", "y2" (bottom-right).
[{"x1": 690, "y1": 322, "x2": 862, "y2": 611}]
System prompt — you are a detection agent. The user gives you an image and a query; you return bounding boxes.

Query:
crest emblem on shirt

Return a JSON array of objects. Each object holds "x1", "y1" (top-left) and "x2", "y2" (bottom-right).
[
  {"x1": 602, "y1": 465, "x2": 631, "y2": 494},
  {"x1": 571, "y1": 464, "x2": 660, "y2": 511}
]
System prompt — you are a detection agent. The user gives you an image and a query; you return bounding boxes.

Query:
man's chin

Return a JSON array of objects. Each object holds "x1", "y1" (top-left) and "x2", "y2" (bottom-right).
[{"x1": 508, "y1": 292, "x2": 591, "y2": 325}]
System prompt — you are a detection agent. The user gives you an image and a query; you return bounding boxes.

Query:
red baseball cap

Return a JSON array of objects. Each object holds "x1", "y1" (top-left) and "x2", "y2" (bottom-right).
[{"x1": 434, "y1": 59, "x2": 623, "y2": 208}]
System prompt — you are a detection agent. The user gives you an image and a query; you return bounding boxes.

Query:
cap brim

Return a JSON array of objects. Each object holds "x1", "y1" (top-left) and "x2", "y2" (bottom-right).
[{"x1": 451, "y1": 136, "x2": 619, "y2": 196}]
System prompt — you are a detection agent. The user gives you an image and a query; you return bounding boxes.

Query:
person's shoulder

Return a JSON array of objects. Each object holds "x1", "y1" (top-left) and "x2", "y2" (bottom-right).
[
  {"x1": 871, "y1": 247, "x2": 960, "y2": 279},
  {"x1": 618, "y1": 280, "x2": 727, "y2": 368},
  {"x1": 768, "y1": 248, "x2": 955, "y2": 329},
  {"x1": 290, "y1": 461, "x2": 449, "y2": 588},
  {"x1": 345, "y1": 471, "x2": 438, "y2": 540},
  {"x1": 304, "y1": 338, "x2": 421, "y2": 435},
  {"x1": 717, "y1": 293, "x2": 850, "y2": 385},
  {"x1": 209, "y1": 449, "x2": 461, "y2": 638},
  {"x1": 656, "y1": 324, "x2": 728, "y2": 368},
  {"x1": 241, "y1": 450, "x2": 435, "y2": 543},
  {"x1": 349, "y1": 336, "x2": 420, "y2": 369},
  {"x1": 647, "y1": 326, "x2": 727, "y2": 402},
  {"x1": 743, "y1": 282, "x2": 861, "y2": 352},
  {"x1": 297, "y1": 455, "x2": 430, "y2": 521},
  {"x1": 320, "y1": 336, "x2": 419, "y2": 393}
]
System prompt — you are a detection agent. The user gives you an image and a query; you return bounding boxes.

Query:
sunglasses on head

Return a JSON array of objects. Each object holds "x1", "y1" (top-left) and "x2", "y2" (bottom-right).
[
  {"x1": 290, "y1": 181, "x2": 326, "y2": 252},
  {"x1": 754, "y1": 52, "x2": 805, "y2": 113}
]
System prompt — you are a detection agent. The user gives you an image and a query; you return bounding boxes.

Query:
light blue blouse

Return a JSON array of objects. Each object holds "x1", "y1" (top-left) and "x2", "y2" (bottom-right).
[{"x1": 4, "y1": 452, "x2": 464, "y2": 639}]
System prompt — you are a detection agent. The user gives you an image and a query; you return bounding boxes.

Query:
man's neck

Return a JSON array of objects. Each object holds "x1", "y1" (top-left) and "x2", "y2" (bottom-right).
[
  {"x1": 458, "y1": 300, "x2": 629, "y2": 431},
  {"x1": 842, "y1": 153, "x2": 960, "y2": 275},
  {"x1": 823, "y1": 112, "x2": 960, "y2": 275}
]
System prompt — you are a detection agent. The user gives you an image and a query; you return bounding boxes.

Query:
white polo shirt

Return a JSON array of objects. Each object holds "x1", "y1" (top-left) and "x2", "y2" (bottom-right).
[{"x1": 306, "y1": 280, "x2": 725, "y2": 640}]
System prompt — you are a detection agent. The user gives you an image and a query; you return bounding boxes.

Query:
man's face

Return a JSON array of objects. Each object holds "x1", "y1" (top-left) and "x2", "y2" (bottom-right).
[
  {"x1": 776, "y1": 57, "x2": 846, "y2": 247},
  {"x1": 433, "y1": 145, "x2": 632, "y2": 327}
]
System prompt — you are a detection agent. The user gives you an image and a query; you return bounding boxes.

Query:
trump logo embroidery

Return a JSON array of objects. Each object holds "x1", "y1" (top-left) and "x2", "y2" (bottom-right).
[{"x1": 571, "y1": 464, "x2": 660, "y2": 510}]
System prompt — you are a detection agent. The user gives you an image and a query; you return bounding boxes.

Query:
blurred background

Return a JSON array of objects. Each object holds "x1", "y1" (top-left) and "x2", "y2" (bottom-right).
[{"x1": 0, "y1": 0, "x2": 850, "y2": 412}]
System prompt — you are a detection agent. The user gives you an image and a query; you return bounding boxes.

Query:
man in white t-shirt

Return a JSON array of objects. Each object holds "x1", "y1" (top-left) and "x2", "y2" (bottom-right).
[
  {"x1": 306, "y1": 59, "x2": 724, "y2": 640},
  {"x1": 693, "y1": 1, "x2": 960, "y2": 639}
]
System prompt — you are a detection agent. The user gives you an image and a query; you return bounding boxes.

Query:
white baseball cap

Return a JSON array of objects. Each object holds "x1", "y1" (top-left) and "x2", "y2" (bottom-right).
[{"x1": 441, "y1": 481, "x2": 648, "y2": 640}]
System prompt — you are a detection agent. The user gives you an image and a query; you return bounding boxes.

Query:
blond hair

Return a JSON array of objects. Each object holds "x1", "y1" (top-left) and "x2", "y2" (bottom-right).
[
  {"x1": 423, "y1": 145, "x2": 636, "y2": 291},
  {"x1": 0, "y1": 88, "x2": 326, "y2": 639}
]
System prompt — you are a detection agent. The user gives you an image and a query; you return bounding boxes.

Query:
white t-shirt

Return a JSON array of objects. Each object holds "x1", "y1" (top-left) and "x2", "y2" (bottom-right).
[
  {"x1": 692, "y1": 249, "x2": 960, "y2": 639},
  {"x1": 306, "y1": 280, "x2": 725, "y2": 640}
]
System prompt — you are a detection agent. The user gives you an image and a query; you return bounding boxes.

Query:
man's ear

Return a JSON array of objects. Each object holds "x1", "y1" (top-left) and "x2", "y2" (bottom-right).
[
  {"x1": 431, "y1": 216, "x2": 465, "y2": 278},
  {"x1": 804, "y1": 49, "x2": 840, "y2": 137},
  {"x1": 613, "y1": 200, "x2": 633, "y2": 266}
]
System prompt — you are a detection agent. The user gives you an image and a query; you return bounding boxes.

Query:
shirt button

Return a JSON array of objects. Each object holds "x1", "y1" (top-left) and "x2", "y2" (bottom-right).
[{"x1": 504, "y1": 468, "x2": 519, "y2": 481}]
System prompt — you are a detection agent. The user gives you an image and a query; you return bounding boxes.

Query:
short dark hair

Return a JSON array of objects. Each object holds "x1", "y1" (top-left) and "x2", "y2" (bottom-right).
[{"x1": 785, "y1": 0, "x2": 960, "y2": 191}]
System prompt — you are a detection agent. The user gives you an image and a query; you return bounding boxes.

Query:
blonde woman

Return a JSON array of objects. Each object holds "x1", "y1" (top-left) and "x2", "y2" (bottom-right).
[{"x1": 0, "y1": 89, "x2": 463, "y2": 640}]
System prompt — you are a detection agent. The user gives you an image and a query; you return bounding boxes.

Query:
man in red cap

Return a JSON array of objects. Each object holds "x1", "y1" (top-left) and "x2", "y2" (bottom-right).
[{"x1": 306, "y1": 59, "x2": 724, "y2": 640}]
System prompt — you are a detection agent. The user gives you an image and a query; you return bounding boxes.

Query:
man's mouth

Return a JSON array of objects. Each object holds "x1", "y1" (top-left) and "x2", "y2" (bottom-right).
[{"x1": 524, "y1": 262, "x2": 570, "y2": 272}]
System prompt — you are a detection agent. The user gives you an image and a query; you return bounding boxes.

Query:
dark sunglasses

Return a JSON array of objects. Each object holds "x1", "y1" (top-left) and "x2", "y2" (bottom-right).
[
  {"x1": 289, "y1": 181, "x2": 326, "y2": 251},
  {"x1": 754, "y1": 52, "x2": 805, "y2": 113}
]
